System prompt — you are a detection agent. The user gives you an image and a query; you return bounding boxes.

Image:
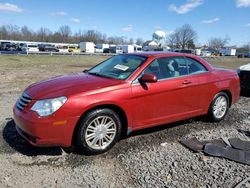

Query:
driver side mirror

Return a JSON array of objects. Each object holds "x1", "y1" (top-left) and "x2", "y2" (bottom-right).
[
  {"x1": 139, "y1": 73, "x2": 157, "y2": 83},
  {"x1": 83, "y1": 69, "x2": 89, "y2": 73}
]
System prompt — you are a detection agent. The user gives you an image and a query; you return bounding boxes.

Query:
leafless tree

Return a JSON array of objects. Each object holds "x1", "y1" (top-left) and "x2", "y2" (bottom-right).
[
  {"x1": 136, "y1": 38, "x2": 144, "y2": 46},
  {"x1": 58, "y1": 25, "x2": 72, "y2": 43},
  {"x1": 36, "y1": 27, "x2": 52, "y2": 42},
  {"x1": 166, "y1": 33, "x2": 177, "y2": 49},
  {"x1": 0, "y1": 25, "x2": 8, "y2": 39},
  {"x1": 107, "y1": 36, "x2": 125, "y2": 44},
  {"x1": 166, "y1": 24, "x2": 197, "y2": 49},
  {"x1": 20, "y1": 26, "x2": 33, "y2": 41},
  {"x1": 208, "y1": 36, "x2": 230, "y2": 50},
  {"x1": 128, "y1": 38, "x2": 134, "y2": 44},
  {"x1": 175, "y1": 24, "x2": 197, "y2": 49}
]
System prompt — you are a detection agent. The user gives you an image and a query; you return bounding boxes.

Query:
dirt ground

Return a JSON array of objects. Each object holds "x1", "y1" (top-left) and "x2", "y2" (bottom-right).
[{"x1": 0, "y1": 55, "x2": 250, "y2": 187}]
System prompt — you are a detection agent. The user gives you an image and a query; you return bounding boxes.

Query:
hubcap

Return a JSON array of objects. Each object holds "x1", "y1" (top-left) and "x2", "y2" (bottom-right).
[
  {"x1": 213, "y1": 96, "x2": 228, "y2": 119},
  {"x1": 85, "y1": 116, "x2": 117, "y2": 150}
]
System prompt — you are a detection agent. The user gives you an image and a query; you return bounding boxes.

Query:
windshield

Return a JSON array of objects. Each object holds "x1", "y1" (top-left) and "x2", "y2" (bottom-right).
[{"x1": 88, "y1": 54, "x2": 147, "y2": 80}]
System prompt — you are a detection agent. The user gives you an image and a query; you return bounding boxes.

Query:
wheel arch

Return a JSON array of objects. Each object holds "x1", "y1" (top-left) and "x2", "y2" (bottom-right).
[
  {"x1": 220, "y1": 89, "x2": 232, "y2": 107},
  {"x1": 72, "y1": 104, "x2": 128, "y2": 145}
]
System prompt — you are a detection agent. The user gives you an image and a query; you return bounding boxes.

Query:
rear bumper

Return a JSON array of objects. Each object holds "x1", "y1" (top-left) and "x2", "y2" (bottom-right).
[{"x1": 13, "y1": 106, "x2": 79, "y2": 147}]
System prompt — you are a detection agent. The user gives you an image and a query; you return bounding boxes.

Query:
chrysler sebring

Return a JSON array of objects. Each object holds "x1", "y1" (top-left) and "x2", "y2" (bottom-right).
[{"x1": 13, "y1": 52, "x2": 240, "y2": 154}]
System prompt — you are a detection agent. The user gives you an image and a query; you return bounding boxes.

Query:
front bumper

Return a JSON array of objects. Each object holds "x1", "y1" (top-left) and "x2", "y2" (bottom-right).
[{"x1": 13, "y1": 106, "x2": 79, "y2": 147}]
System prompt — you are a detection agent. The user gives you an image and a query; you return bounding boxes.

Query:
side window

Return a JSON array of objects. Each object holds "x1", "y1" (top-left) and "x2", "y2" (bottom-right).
[
  {"x1": 143, "y1": 59, "x2": 161, "y2": 77},
  {"x1": 172, "y1": 57, "x2": 189, "y2": 76},
  {"x1": 185, "y1": 57, "x2": 207, "y2": 75},
  {"x1": 143, "y1": 57, "x2": 189, "y2": 80}
]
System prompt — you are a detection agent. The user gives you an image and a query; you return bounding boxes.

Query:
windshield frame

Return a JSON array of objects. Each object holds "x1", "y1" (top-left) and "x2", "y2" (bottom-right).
[{"x1": 87, "y1": 54, "x2": 148, "y2": 81}]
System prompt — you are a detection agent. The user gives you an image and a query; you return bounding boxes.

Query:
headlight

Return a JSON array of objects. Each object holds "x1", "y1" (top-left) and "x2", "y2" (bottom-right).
[{"x1": 31, "y1": 96, "x2": 67, "y2": 116}]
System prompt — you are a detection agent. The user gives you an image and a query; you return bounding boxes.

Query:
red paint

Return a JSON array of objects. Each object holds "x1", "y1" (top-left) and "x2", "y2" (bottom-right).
[{"x1": 13, "y1": 52, "x2": 240, "y2": 147}]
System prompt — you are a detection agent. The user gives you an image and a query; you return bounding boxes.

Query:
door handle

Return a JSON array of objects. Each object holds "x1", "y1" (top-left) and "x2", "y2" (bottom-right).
[{"x1": 182, "y1": 80, "x2": 192, "y2": 85}]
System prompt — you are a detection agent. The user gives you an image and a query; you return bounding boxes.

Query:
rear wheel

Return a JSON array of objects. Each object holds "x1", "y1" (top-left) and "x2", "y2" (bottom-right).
[
  {"x1": 207, "y1": 92, "x2": 229, "y2": 122},
  {"x1": 75, "y1": 108, "x2": 122, "y2": 155}
]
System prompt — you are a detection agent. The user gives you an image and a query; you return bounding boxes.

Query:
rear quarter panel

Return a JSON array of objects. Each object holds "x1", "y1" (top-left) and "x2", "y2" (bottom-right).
[{"x1": 211, "y1": 68, "x2": 240, "y2": 105}]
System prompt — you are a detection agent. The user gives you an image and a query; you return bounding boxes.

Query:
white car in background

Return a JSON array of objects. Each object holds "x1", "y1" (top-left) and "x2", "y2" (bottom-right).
[
  {"x1": 22, "y1": 43, "x2": 39, "y2": 53},
  {"x1": 237, "y1": 63, "x2": 250, "y2": 90}
]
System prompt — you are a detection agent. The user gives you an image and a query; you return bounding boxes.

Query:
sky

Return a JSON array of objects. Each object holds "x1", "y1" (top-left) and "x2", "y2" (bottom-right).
[{"x1": 0, "y1": 0, "x2": 250, "y2": 46}]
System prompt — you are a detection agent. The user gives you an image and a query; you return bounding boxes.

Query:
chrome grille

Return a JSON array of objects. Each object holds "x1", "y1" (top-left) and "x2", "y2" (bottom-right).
[{"x1": 16, "y1": 93, "x2": 32, "y2": 111}]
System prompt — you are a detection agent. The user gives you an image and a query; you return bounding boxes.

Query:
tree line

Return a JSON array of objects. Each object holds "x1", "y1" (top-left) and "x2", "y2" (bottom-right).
[
  {"x1": 1, "y1": 24, "x2": 249, "y2": 50},
  {"x1": 0, "y1": 24, "x2": 145, "y2": 45}
]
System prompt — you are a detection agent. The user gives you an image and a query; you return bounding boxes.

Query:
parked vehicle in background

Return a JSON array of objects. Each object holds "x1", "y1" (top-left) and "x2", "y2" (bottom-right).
[
  {"x1": 4, "y1": 43, "x2": 18, "y2": 51},
  {"x1": 22, "y1": 43, "x2": 39, "y2": 53},
  {"x1": 219, "y1": 48, "x2": 236, "y2": 56},
  {"x1": 55, "y1": 45, "x2": 69, "y2": 53},
  {"x1": 13, "y1": 52, "x2": 240, "y2": 155},
  {"x1": 237, "y1": 63, "x2": 250, "y2": 90},
  {"x1": 195, "y1": 49, "x2": 201, "y2": 56},
  {"x1": 134, "y1": 45, "x2": 143, "y2": 52},
  {"x1": 0, "y1": 42, "x2": 18, "y2": 51},
  {"x1": 237, "y1": 52, "x2": 250, "y2": 58},
  {"x1": 79, "y1": 42, "x2": 95, "y2": 53},
  {"x1": 68, "y1": 45, "x2": 80, "y2": 53},
  {"x1": 38, "y1": 44, "x2": 59, "y2": 52},
  {"x1": 121, "y1": 45, "x2": 134, "y2": 53},
  {"x1": 201, "y1": 50, "x2": 212, "y2": 57},
  {"x1": 95, "y1": 44, "x2": 109, "y2": 53},
  {"x1": 109, "y1": 45, "x2": 123, "y2": 54}
]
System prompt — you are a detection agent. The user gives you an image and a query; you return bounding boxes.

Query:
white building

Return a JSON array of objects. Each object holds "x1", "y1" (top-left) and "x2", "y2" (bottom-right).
[{"x1": 143, "y1": 40, "x2": 159, "y2": 51}]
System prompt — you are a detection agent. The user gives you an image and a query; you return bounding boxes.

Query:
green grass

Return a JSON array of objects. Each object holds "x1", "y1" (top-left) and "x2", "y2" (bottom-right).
[
  {"x1": 0, "y1": 55, "x2": 109, "y2": 69},
  {"x1": 203, "y1": 56, "x2": 249, "y2": 69},
  {"x1": 0, "y1": 55, "x2": 248, "y2": 70}
]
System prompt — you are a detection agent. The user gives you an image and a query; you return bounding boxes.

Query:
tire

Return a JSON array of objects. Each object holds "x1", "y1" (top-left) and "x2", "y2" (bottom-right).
[
  {"x1": 207, "y1": 92, "x2": 229, "y2": 122},
  {"x1": 75, "y1": 108, "x2": 122, "y2": 155}
]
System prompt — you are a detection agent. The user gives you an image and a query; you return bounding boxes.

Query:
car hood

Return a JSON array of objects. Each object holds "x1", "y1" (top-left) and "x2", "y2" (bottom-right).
[
  {"x1": 25, "y1": 73, "x2": 124, "y2": 99},
  {"x1": 239, "y1": 63, "x2": 250, "y2": 71}
]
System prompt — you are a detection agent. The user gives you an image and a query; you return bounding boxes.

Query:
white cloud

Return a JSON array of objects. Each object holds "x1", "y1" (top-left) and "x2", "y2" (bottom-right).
[
  {"x1": 245, "y1": 23, "x2": 250, "y2": 26},
  {"x1": 0, "y1": 3, "x2": 23, "y2": 13},
  {"x1": 122, "y1": 24, "x2": 133, "y2": 32},
  {"x1": 51, "y1": 11, "x2": 67, "y2": 16},
  {"x1": 202, "y1": 17, "x2": 220, "y2": 24},
  {"x1": 69, "y1": 18, "x2": 80, "y2": 23},
  {"x1": 168, "y1": 0, "x2": 203, "y2": 14},
  {"x1": 236, "y1": 0, "x2": 250, "y2": 7}
]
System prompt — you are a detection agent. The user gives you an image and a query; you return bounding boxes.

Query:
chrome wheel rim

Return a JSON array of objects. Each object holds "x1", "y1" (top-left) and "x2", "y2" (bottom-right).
[
  {"x1": 85, "y1": 116, "x2": 117, "y2": 150},
  {"x1": 213, "y1": 96, "x2": 228, "y2": 119}
]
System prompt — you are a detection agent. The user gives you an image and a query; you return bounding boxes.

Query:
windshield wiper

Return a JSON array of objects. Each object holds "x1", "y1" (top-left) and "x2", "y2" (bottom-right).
[{"x1": 88, "y1": 72, "x2": 113, "y2": 79}]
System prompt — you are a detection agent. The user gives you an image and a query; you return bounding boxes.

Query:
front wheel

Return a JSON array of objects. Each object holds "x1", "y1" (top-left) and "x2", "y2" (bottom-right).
[
  {"x1": 207, "y1": 92, "x2": 229, "y2": 122},
  {"x1": 75, "y1": 108, "x2": 122, "y2": 155}
]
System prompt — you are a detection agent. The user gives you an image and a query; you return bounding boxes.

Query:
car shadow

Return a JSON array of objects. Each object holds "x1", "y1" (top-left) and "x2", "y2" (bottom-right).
[
  {"x1": 2, "y1": 119, "x2": 62, "y2": 156},
  {"x1": 241, "y1": 89, "x2": 250, "y2": 97}
]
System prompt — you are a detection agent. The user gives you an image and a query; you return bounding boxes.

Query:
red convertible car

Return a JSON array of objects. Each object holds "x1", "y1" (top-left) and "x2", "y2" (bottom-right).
[{"x1": 13, "y1": 52, "x2": 240, "y2": 154}]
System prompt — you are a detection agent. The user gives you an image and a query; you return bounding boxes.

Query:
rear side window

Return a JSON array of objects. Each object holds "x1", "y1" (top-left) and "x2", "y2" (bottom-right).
[{"x1": 185, "y1": 57, "x2": 207, "y2": 75}]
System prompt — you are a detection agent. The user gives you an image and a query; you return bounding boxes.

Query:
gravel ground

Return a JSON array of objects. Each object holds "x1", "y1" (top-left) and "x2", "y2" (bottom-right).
[{"x1": 0, "y1": 56, "x2": 250, "y2": 187}]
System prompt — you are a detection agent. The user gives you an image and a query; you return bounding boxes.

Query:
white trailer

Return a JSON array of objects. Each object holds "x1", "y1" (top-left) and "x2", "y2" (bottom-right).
[
  {"x1": 95, "y1": 43, "x2": 109, "y2": 53},
  {"x1": 79, "y1": 42, "x2": 95, "y2": 53},
  {"x1": 195, "y1": 49, "x2": 201, "y2": 56},
  {"x1": 121, "y1": 45, "x2": 134, "y2": 53},
  {"x1": 109, "y1": 45, "x2": 123, "y2": 54},
  {"x1": 219, "y1": 48, "x2": 236, "y2": 56},
  {"x1": 133, "y1": 45, "x2": 143, "y2": 52}
]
